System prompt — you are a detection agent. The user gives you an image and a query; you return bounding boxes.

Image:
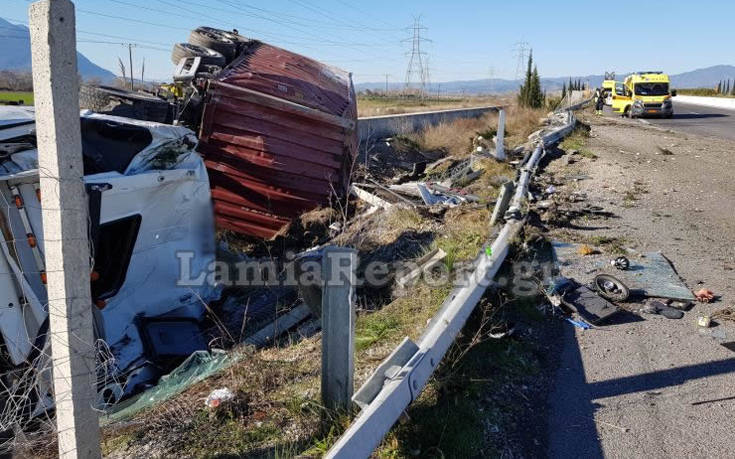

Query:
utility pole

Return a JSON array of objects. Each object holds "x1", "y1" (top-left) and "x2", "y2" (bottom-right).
[
  {"x1": 403, "y1": 16, "x2": 431, "y2": 95},
  {"x1": 127, "y1": 43, "x2": 134, "y2": 90},
  {"x1": 28, "y1": 0, "x2": 101, "y2": 457},
  {"x1": 384, "y1": 73, "x2": 390, "y2": 93}
]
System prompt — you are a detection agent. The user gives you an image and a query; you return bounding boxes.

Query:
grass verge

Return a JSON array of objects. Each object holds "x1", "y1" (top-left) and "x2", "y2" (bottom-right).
[{"x1": 0, "y1": 91, "x2": 33, "y2": 105}]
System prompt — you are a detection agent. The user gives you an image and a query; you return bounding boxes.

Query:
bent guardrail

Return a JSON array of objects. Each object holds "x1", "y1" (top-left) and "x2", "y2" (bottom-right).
[{"x1": 326, "y1": 111, "x2": 579, "y2": 458}]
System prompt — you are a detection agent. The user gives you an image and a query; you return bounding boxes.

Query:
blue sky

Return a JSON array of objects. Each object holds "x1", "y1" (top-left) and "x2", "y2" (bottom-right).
[{"x1": 3, "y1": 0, "x2": 734, "y2": 83}]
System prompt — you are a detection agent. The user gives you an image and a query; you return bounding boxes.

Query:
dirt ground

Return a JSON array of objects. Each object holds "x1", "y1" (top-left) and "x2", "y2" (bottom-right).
[{"x1": 540, "y1": 110, "x2": 735, "y2": 458}]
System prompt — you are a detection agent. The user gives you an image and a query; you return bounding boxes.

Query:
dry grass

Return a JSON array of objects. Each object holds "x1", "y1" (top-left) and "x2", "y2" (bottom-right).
[
  {"x1": 357, "y1": 95, "x2": 502, "y2": 118},
  {"x1": 404, "y1": 104, "x2": 548, "y2": 158}
]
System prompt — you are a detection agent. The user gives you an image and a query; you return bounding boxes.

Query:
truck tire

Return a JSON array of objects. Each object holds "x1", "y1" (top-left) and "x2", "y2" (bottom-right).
[
  {"x1": 188, "y1": 27, "x2": 237, "y2": 61},
  {"x1": 171, "y1": 43, "x2": 226, "y2": 67},
  {"x1": 79, "y1": 85, "x2": 172, "y2": 124}
]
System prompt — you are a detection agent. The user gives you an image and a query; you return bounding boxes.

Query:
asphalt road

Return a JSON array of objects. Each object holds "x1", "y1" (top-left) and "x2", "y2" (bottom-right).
[
  {"x1": 606, "y1": 101, "x2": 735, "y2": 141},
  {"x1": 545, "y1": 114, "x2": 735, "y2": 458}
]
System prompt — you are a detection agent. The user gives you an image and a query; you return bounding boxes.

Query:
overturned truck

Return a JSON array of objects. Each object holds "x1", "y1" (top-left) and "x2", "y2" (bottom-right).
[
  {"x1": 180, "y1": 28, "x2": 358, "y2": 239},
  {"x1": 0, "y1": 27, "x2": 357, "y2": 431}
]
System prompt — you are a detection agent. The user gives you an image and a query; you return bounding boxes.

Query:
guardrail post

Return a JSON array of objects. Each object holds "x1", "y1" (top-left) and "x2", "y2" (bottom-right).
[
  {"x1": 321, "y1": 247, "x2": 357, "y2": 411},
  {"x1": 495, "y1": 108, "x2": 506, "y2": 160},
  {"x1": 29, "y1": 0, "x2": 101, "y2": 457},
  {"x1": 490, "y1": 181, "x2": 514, "y2": 226}
]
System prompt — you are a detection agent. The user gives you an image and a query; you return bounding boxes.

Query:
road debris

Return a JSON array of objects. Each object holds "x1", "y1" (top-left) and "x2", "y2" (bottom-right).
[
  {"x1": 711, "y1": 307, "x2": 735, "y2": 322},
  {"x1": 562, "y1": 281, "x2": 620, "y2": 324},
  {"x1": 695, "y1": 288, "x2": 715, "y2": 303},
  {"x1": 641, "y1": 300, "x2": 684, "y2": 319},
  {"x1": 611, "y1": 256, "x2": 630, "y2": 270},
  {"x1": 697, "y1": 315, "x2": 712, "y2": 328},
  {"x1": 205, "y1": 388, "x2": 235, "y2": 408},
  {"x1": 593, "y1": 274, "x2": 630, "y2": 302}
]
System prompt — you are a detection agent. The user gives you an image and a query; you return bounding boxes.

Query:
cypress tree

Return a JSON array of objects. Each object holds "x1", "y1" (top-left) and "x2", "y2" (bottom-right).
[
  {"x1": 717, "y1": 80, "x2": 722, "y2": 94},
  {"x1": 561, "y1": 82, "x2": 567, "y2": 99}
]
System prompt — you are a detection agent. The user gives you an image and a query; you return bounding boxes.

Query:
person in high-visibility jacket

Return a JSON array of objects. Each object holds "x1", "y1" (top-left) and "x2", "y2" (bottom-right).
[{"x1": 595, "y1": 88, "x2": 605, "y2": 115}]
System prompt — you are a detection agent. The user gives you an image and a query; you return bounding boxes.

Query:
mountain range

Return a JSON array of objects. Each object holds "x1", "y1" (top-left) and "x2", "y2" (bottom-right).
[
  {"x1": 0, "y1": 17, "x2": 115, "y2": 82},
  {"x1": 357, "y1": 65, "x2": 735, "y2": 95}
]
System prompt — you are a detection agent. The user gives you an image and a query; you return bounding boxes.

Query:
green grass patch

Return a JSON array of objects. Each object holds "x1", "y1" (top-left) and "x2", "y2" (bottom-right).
[
  {"x1": 560, "y1": 127, "x2": 596, "y2": 159},
  {"x1": 0, "y1": 91, "x2": 33, "y2": 105}
]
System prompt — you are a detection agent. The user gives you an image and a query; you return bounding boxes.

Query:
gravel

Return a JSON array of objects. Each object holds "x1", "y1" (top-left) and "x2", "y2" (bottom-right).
[{"x1": 542, "y1": 112, "x2": 735, "y2": 458}]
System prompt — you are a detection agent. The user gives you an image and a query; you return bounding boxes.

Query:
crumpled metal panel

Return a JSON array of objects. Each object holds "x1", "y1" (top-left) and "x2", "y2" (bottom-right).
[{"x1": 198, "y1": 42, "x2": 357, "y2": 239}]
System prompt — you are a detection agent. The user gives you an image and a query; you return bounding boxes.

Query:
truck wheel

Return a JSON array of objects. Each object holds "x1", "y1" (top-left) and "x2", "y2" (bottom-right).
[
  {"x1": 188, "y1": 27, "x2": 237, "y2": 61},
  {"x1": 171, "y1": 43, "x2": 226, "y2": 67},
  {"x1": 79, "y1": 85, "x2": 172, "y2": 123}
]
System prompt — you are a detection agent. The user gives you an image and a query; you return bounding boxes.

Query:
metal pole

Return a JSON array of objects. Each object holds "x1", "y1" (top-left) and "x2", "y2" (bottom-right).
[
  {"x1": 128, "y1": 43, "x2": 134, "y2": 90},
  {"x1": 321, "y1": 247, "x2": 357, "y2": 411},
  {"x1": 28, "y1": 0, "x2": 101, "y2": 457}
]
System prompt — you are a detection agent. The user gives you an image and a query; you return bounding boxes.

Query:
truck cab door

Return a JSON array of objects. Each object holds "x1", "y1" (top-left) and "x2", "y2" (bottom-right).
[{"x1": 611, "y1": 83, "x2": 631, "y2": 114}]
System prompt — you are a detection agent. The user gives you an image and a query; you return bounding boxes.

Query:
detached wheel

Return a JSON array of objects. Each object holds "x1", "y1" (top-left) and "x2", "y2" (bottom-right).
[
  {"x1": 79, "y1": 85, "x2": 172, "y2": 123},
  {"x1": 171, "y1": 43, "x2": 226, "y2": 67},
  {"x1": 593, "y1": 274, "x2": 630, "y2": 302},
  {"x1": 189, "y1": 27, "x2": 237, "y2": 61}
]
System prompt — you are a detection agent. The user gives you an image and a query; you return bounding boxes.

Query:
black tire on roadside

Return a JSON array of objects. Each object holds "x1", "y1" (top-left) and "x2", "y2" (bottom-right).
[
  {"x1": 171, "y1": 43, "x2": 226, "y2": 67},
  {"x1": 79, "y1": 85, "x2": 172, "y2": 124},
  {"x1": 188, "y1": 27, "x2": 237, "y2": 61}
]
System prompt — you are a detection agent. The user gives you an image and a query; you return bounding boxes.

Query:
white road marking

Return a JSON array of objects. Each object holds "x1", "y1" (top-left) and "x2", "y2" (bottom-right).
[{"x1": 689, "y1": 111, "x2": 700, "y2": 115}]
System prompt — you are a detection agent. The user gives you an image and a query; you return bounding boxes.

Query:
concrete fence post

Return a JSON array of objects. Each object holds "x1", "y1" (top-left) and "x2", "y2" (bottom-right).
[
  {"x1": 321, "y1": 247, "x2": 357, "y2": 411},
  {"x1": 495, "y1": 108, "x2": 506, "y2": 160},
  {"x1": 29, "y1": 0, "x2": 101, "y2": 457},
  {"x1": 490, "y1": 181, "x2": 514, "y2": 226}
]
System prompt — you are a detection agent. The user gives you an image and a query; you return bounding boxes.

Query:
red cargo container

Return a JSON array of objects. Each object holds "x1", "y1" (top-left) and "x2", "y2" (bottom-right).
[{"x1": 198, "y1": 42, "x2": 357, "y2": 239}]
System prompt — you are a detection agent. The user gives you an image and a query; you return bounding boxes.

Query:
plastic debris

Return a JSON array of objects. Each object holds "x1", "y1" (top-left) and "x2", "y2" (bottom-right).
[
  {"x1": 578, "y1": 244, "x2": 599, "y2": 256},
  {"x1": 694, "y1": 288, "x2": 715, "y2": 303},
  {"x1": 697, "y1": 315, "x2": 712, "y2": 328},
  {"x1": 205, "y1": 387, "x2": 235, "y2": 408},
  {"x1": 565, "y1": 317, "x2": 591, "y2": 330}
]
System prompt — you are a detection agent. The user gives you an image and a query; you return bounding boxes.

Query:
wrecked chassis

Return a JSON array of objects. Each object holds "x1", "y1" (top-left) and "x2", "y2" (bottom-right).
[{"x1": 0, "y1": 107, "x2": 217, "y2": 419}]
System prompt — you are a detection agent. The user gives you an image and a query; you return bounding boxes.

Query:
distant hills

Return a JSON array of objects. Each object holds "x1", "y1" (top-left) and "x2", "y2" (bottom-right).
[
  {"x1": 356, "y1": 65, "x2": 735, "y2": 95},
  {"x1": 0, "y1": 17, "x2": 115, "y2": 82}
]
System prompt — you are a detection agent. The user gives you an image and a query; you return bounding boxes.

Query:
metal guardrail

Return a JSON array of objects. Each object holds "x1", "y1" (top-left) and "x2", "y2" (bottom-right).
[{"x1": 326, "y1": 112, "x2": 579, "y2": 458}]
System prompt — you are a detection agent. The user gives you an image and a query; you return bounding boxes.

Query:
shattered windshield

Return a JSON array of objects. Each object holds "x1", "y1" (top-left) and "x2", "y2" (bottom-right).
[{"x1": 634, "y1": 83, "x2": 669, "y2": 96}]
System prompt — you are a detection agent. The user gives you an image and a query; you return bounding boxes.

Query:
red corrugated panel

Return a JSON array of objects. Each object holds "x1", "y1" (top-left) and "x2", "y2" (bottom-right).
[{"x1": 198, "y1": 41, "x2": 357, "y2": 239}]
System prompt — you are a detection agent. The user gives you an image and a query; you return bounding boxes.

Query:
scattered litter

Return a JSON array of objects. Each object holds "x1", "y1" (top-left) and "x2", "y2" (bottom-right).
[
  {"x1": 694, "y1": 288, "x2": 715, "y2": 303},
  {"x1": 488, "y1": 322, "x2": 516, "y2": 339},
  {"x1": 545, "y1": 185, "x2": 557, "y2": 195},
  {"x1": 641, "y1": 300, "x2": 683, "y2": 319},
  {"x1": 205, "y1": 387, "x2": 235, "y2": 408},
  {"x1": 593, "y1": 274, "x2": 630, "y2": 302},
  {"x1": 351, "y1": 184, "x2": 394, "y2": 209},
  {"x1": 536, "y1": 200, "x2": 554, "y2": 210},
  {"x1": 669, "y1": 300, "x2": 691, "y2": 311},
  {"x1": 611, "y1": 256, "x2": 630, "y2": 270},
  {"x1": 721, "y1": 342, "x2": 735, "y2": 353},
  {"x1": 416, "y1": 182, "x2": 477, "y2": 206},
  {"x1": 561, "y1": 281, "x2": 620, "y2": 324},
  {"x1": 711, "y1": 307, "x2": 735, "y2": 322},
  {"x1": 656, "y1": 146, "x2": 674, "y2": 155},
  {"x1": 565, "y1": 317, "x2": 591, "y2": 330},
  {"x1": 553, "y1": 242, "x2": 695, "y2": 302},
  {"x1": 578, "y1": 244, "x2": 599, "y2": 256},
  {"x1": 697, "y1": 315, "x2": 712, "y2": 328}
]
